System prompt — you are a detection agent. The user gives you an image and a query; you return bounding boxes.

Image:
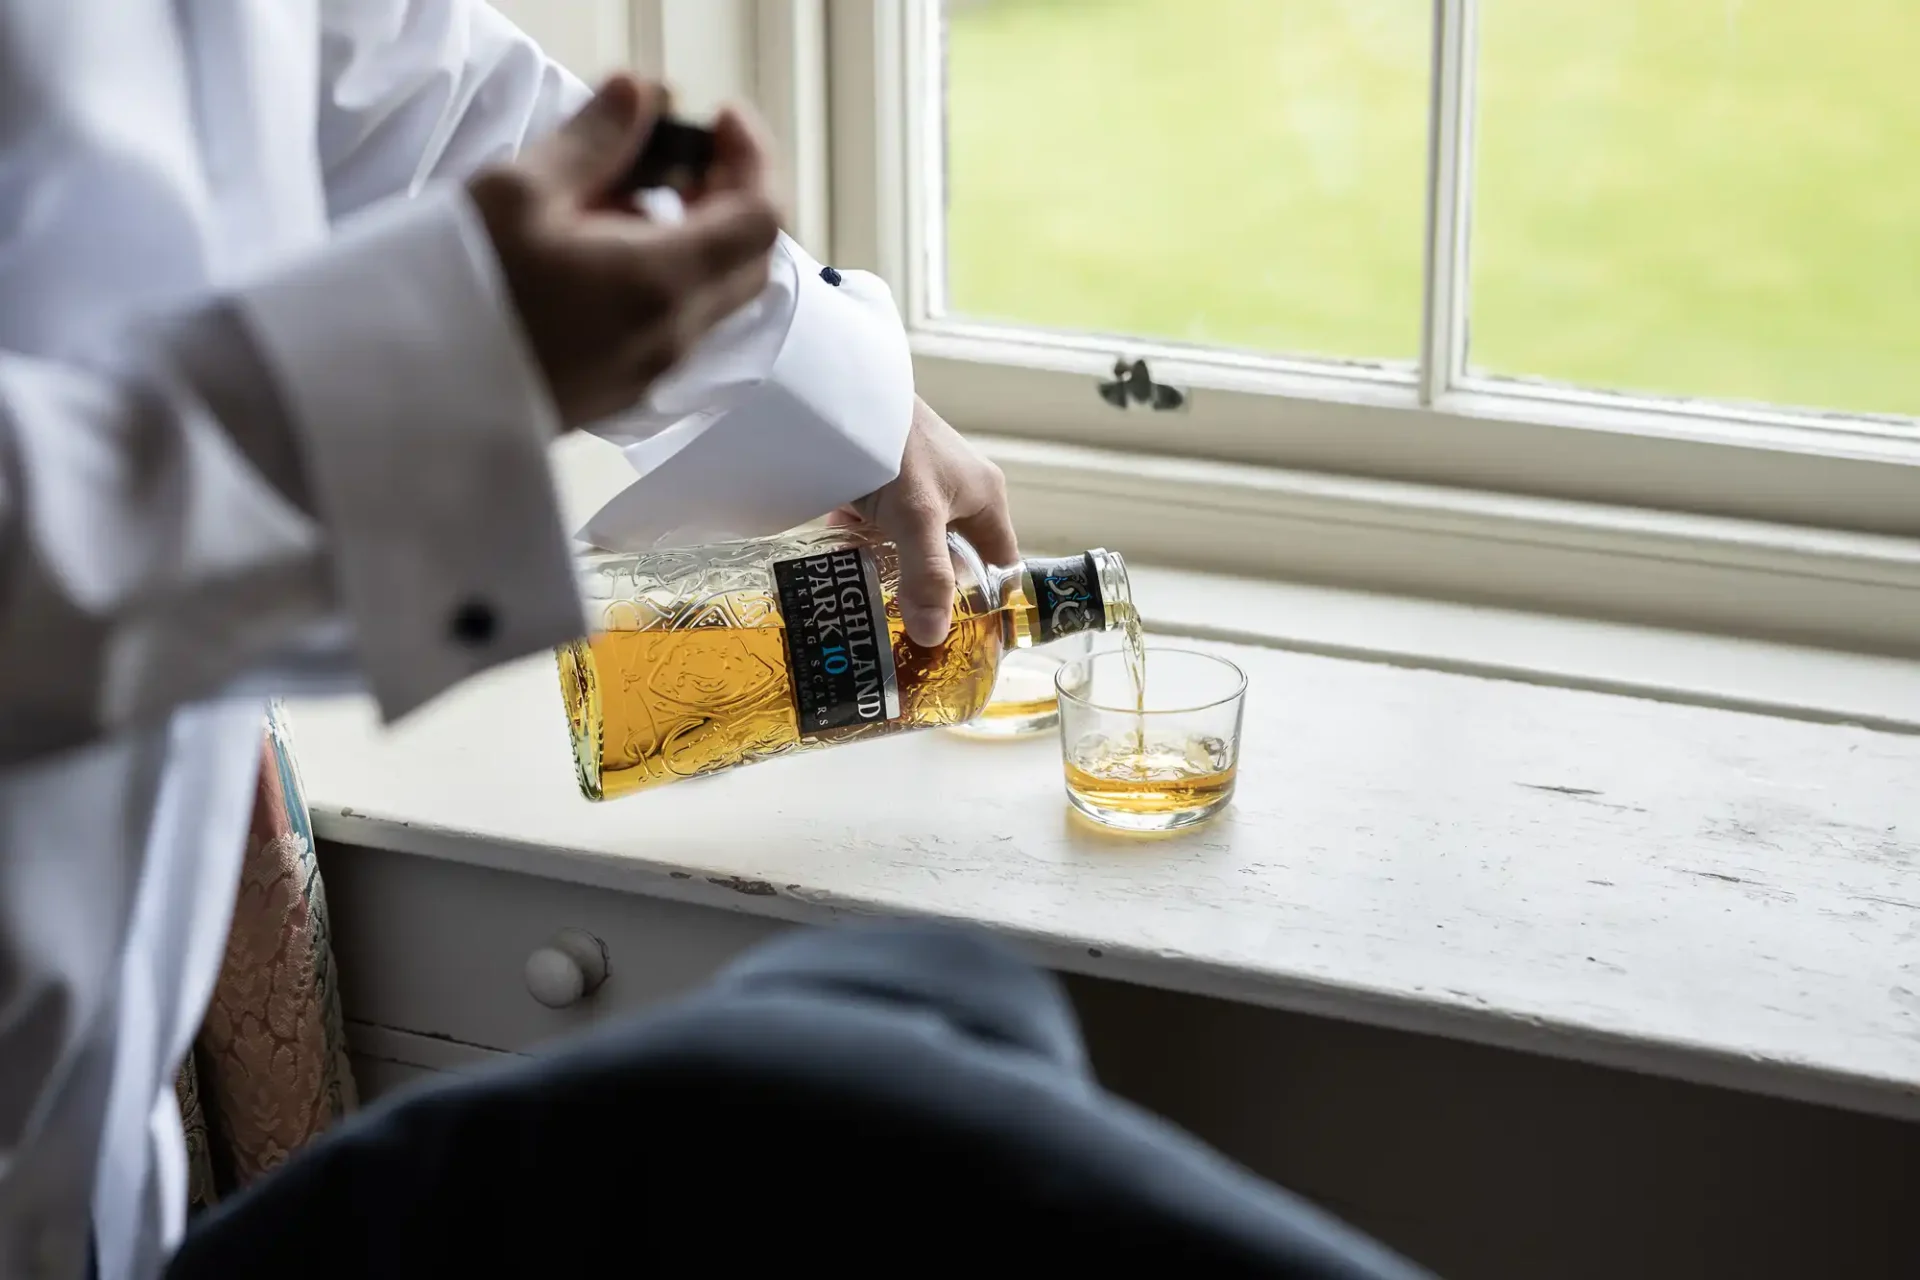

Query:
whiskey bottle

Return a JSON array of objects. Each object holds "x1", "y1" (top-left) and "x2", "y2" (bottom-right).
[{"x1": 556, "y1": 525, "x2": 1132, "y2": 800}]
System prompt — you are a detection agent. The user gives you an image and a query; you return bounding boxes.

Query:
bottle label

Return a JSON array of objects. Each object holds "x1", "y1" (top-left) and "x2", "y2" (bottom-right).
[
  {"x1": 1028, "y1": 553, "x2": 1106, "y2": 644},
  {"x1": 771, "y1": 547, "x2": 901, "y2": 735}
]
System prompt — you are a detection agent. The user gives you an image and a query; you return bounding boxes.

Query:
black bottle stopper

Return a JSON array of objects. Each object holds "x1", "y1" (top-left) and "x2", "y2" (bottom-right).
[{"x1": 619, "y1": 116, "x2": 717, "y2": 197}]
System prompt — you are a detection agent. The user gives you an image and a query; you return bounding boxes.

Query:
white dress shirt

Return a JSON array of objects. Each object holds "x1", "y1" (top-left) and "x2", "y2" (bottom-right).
[{"x1": 0, "y1": 4, "x2": 909, "y2": 1278}]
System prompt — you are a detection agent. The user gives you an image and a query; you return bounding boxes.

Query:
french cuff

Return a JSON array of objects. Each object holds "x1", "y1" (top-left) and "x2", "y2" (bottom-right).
[
  {"x1": 577, "y1": 234, "x2": 914, "y2": 551},
  {"x1": 236, "y1": 185, "x2": 583, "y2": 720}
]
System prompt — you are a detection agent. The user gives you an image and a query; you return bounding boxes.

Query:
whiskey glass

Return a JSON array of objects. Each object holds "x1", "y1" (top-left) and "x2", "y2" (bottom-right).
[{"x1": 1055, "y1": 648, "x2": 1246, "y2": 832}]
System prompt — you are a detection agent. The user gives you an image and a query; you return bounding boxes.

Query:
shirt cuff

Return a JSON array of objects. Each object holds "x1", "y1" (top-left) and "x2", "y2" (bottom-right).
[
  {"x1": 576, "y1": 235, "x2": 915, "y2": 552},
  {"x1": 235, "y1": 185, "x2": 583, "y2": 719}
]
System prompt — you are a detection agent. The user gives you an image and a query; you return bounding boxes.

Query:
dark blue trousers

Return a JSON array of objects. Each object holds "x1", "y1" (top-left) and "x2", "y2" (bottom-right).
[{"x1": 166, "y1": 924, "x2": 1428, "y2": 1278}]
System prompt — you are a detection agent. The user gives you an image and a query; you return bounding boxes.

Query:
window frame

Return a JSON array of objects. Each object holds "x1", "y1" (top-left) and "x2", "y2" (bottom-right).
[
  {"x1": 532, "y1": 0, "x2": 1920, "y2": 655},
  {"x1": 818, "y1": 0, "x2": 1920, "y2": 537}
]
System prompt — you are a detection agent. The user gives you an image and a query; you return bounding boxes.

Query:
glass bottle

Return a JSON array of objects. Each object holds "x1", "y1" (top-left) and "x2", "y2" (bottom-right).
[{"x1": 556, "y1": 525, "x2": 1132, "y2": 800}]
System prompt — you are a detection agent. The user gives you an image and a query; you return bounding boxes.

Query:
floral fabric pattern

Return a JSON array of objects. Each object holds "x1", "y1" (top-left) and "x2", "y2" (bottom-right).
[{"x1": 177, "y1": 703, "x2": 357, "y2": 1211}]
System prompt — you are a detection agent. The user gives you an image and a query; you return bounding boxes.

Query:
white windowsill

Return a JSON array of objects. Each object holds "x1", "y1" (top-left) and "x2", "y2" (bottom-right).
[
  {"x1": 283, "y1": 544, "x2": 1920, "y2": 1125},
  {"x1": 1129, "y1": 566, "x2": 1920, "y2": 737}
]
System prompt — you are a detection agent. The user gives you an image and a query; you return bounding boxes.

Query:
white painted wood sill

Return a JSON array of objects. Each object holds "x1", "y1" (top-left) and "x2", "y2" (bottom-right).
[{"x1": 283, "y1": 579, "x2": 1920, "y2": 1126}]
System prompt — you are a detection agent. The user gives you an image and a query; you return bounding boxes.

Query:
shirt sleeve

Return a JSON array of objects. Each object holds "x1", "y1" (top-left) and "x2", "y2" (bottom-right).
[{"x1": 0, "y1": 185, "x2": 584, "y2": 766}]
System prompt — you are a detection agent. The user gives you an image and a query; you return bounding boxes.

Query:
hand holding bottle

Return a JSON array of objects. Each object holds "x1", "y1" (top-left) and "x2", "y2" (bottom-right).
[
  {"x1": 839, "y1": 397, "x2": 1019, "y2": 647},
  {"x1": 467, "y1": 75, "x2": 783, "y2": 429}
]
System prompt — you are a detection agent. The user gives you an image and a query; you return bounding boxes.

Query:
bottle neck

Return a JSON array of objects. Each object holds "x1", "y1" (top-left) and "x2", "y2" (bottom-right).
[{"x1": 992, "y1": 548, "x2": 1133, "y2": 650}]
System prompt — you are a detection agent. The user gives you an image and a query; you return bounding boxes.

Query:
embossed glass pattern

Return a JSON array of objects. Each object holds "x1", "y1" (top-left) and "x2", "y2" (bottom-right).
[{"x1": 557, "y1": 527, "x2": 1132, "y2": 800}]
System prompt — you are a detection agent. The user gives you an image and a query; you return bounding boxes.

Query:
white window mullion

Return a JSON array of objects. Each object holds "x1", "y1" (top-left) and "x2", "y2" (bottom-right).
[
  {"x1": 634, "y1": 0, "x2": 756, "y2": 112},
  {"x1": 753, "y1": 0, "x2": 832, "y2": 256},
  {"x1": 903, "y1": 0, "x2": 946, "y2": 327},
  {"x1": 825, "y1": 0, "x2": 910, "y2": 289},
  {"x1": 1419, "y1": 0, "x2": 1478, "y2": 407}
]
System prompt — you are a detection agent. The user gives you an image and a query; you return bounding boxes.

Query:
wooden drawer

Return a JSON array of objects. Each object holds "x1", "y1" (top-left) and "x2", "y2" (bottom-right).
[{"x1": 318, "y1": 840, "x2": 788, "y2": 1054}]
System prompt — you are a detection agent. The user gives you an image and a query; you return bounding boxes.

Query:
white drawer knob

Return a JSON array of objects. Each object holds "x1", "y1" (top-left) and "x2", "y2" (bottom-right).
[{"x1": 524, "y1": 927, "x2": 608, "y2": 1009}]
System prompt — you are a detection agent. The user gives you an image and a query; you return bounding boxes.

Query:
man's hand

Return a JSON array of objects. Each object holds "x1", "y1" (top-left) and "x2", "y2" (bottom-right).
[
  {"x1": 842, "y1": 398, "x2": 1018, "y2": 647},
  {"x1": 467, "y1": 76, "x2": 782, "y2": 429}
]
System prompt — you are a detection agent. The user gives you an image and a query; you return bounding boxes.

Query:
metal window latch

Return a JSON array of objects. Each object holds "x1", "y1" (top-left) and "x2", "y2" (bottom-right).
[{"x1": 1098, "y1": 358, "x2": 1186, "y2": 412}]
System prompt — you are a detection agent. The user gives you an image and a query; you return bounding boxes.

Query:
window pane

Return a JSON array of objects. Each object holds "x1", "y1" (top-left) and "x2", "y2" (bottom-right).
[
  {"x1": 1472, "y1": 0, "x2": 1920, "y2": 418},
  {"x1": 940, "y1": 0, "x2": 1430, "y2": 364}
]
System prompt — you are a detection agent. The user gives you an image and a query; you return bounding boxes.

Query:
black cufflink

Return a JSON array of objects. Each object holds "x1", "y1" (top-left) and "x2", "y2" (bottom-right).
[
  {"x1": 820, "y1": 266, "x2": 843, "y2": 287},
  {"x1": 449, "y1": 598, "x2": 498, "y2": 647}
]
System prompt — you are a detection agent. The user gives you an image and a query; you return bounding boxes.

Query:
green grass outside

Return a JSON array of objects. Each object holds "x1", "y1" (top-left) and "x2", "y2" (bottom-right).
[{"x1": 944, "y1": 0, "x2": 1920, "y2": 418}]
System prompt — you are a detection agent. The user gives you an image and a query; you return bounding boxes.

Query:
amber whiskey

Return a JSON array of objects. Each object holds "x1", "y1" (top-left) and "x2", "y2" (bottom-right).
[
  {"x1": 558, "y1": 526, "x2": 1131, "y2": 800},
  {"x1": 1063, "y1": 736, "x2": 1237, "y2": 818}
]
